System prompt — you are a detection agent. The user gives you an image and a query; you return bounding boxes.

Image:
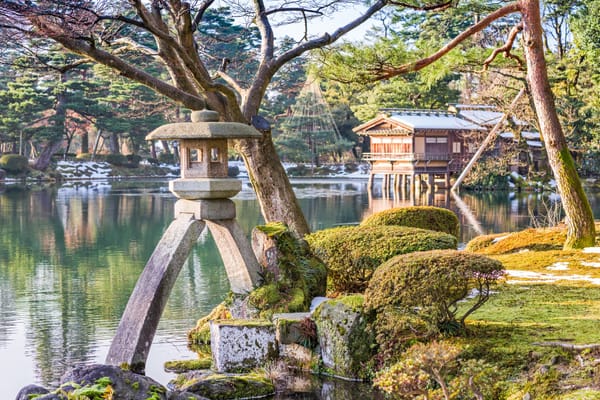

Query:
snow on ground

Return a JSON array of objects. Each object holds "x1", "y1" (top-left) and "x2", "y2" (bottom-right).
[
  {"x1": 546, "y1": 262, "x2": 570, "y2": 271},
  {"x1": 583, "y1": 247, "x2": 600, "y2": 254},
  {"x1": 56, "y1": 161, "x2": 112, "y2": 179},
  {"x1": 506, "y1": 269, "x2": 600, "y2": 285}
]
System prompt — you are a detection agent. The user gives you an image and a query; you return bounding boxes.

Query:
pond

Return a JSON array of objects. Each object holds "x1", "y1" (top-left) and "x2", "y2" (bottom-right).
[{"x1": 1, "y1": 178, "x2": 599, "y2": 398}]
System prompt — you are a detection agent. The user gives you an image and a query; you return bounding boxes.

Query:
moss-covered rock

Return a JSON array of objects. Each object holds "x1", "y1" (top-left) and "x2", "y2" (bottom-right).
[
  {"x1": 312, "y1": 295, "x2": 375, "y2": 380},
  {"x1": 365, "y1": 250, "x2": 504, "y2": 335},
  {"x1": 170, "y1": 371, "x2": 275, "y2": 399},
  {"x1": 306, "y1": 225, "x2": 457, "y2": 293},
  {"x1": 249, "y1": 222, "x2": 327, "y2": 318},
  {"x1": 164, "y1": 357, "x2": 212, "y2": 373},
  {"x1": 361, "y1": 206, "x2": 460, "y2": 237}
]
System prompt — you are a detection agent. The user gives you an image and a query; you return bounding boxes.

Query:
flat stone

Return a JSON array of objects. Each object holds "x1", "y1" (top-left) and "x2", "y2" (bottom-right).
[
  {"x1": 169, "y1": 178, "x2": 241, "y2": 199},
  {"x1": 210, "y1": 320, "x2": 277, "y2": 372},
  {"x1": 174, "y1": 199, "x2": 236, "y2": 220}
]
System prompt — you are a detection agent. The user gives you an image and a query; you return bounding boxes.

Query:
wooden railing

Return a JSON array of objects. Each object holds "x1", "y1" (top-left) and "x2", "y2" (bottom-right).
[{"x1": 362, "y1": 152, "x2": 450, "y2": 161}]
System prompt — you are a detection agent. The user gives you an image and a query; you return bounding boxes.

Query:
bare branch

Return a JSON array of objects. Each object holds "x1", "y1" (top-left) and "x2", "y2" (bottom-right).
[
  {"x1": 191, "y1": 0, "x2": 216, "y2": 31},
  {"x1": 482, "y1": 22, "x2": 523, "y2": 71},
  {"x1": 375, "y1": 2, "x2": 521, "y2": 80},
  {"x1": 388, "y1": 0, "x2": 453, "y2": 11},
  {"x1": 216, "y1": 70, "x2": 246, "y2": 97}
]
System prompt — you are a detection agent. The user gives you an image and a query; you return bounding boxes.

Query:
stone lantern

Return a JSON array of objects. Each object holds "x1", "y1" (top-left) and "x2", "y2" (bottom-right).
[
  {"x1": 145, "y1": 109, "x2": 261, "y2": 199},
  {"x1": 106, "y1": 109, "x2": 262, "y2": 374}
]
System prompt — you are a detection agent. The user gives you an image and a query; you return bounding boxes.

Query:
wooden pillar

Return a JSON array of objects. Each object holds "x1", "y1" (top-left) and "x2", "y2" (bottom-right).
[
  {"x1": 368, "y1": 173, "x2": 374, "y2": 191},
  {"x1": 410, "y1": 173, "x2": 416, "y2": 193},
  {"x1": 428, "y1": 173, "x2": 434, "y2": 188}
]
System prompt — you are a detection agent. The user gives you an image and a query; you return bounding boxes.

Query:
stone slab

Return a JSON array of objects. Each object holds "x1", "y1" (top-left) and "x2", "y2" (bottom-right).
[
  {"x1": 210, "y1": 320, "x2": 277, "y2": 372},
  {"x1": 273, "y1": 312, "x2": 313, "y2": 345},
  {"x1": 174, "y1": 199, "x2": 236, "y2": 220},
  {"x1": 169, "y1": 178, "x2": 241, "y2": 200}
]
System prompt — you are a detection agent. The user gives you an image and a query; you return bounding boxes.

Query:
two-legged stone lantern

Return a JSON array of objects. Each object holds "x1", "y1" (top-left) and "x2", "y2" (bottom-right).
[{"x1": 105, "y1": 109, "x2": 262, "y2": 373}]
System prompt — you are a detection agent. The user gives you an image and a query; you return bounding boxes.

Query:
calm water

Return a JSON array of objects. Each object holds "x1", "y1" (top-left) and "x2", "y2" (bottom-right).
[{"x1": 1, "y1": 178, "x2": 600, "y2": 398}]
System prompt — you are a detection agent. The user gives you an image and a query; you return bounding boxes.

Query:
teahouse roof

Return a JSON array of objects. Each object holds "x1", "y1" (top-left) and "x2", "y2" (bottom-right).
[
  {"x1": 451, "y1": 104, "x2": 529, "y2": 127},
  {"x1": 353, "y1": 109, "x2": 485, "y2": 135}
]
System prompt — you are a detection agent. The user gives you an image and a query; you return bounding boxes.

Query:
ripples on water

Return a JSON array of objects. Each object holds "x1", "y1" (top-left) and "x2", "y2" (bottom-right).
[{"x1": 1, "y1": 179, "x2": 599, "y2": 398}]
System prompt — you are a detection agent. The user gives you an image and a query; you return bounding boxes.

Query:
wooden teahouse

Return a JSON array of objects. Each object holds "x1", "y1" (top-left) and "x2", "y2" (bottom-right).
[{"x1": 354, "y1": 109, "x2": 486, "y2": 191}]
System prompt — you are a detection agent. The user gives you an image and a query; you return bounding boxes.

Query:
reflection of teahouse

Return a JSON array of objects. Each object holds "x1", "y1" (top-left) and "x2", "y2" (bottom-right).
[
  {"x1": 146, "y1": 109, "x2": 262, "y2": 199},
  {"x1": 353, "y1": 109, "x2": 486, "y2": 191}
]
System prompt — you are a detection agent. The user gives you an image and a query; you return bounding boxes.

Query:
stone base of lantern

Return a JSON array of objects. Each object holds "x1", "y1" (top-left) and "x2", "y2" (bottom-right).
[
  {"x1": 169, "y1": 178, "x2": 242, "y2": 200},
  {"x1": 175, "y1": 199, "x2": 236, "y2": 220}
]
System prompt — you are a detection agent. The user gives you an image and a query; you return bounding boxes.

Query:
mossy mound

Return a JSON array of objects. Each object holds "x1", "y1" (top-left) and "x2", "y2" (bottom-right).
[
  {"x1": 465, "y1": 227, "x2": 567, "y2": 255},
  {"x1": 361, "y1": 206, "x2": 460, "y2": 237},
  {"x1": 171, "y1": 371, "x2": 275, "y2": 399},
  {"x1": 248, "y1": 223, "x2": 327, "y2": 318},
  {"x1": 365, "y1": 250, "x2": 504, "y2": 335},
  {"x1": 306, "y1": 225, "x2": 457, "y2": 293}
]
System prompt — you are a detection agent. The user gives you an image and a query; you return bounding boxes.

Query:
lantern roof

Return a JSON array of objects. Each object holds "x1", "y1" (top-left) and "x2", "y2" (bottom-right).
[{"x1": 146, "y1": 110, "x2": 262, "y2": 141}]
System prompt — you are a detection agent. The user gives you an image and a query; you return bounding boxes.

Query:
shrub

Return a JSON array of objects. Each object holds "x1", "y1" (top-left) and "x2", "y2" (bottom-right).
[
  {"x1": 364, "y1": 250, "x2": 504, "y2": 333},
  {"x1": 126, "y1": 154, "x2": 142, "y2": 167},
  {"x1": 147, "y1": 157, "x2": 160, "y2": 166},
  {"x1": 0, "y1": 154, "x2": 29, "y2": 174},
  {"x1": 306, "y1": 225, "x2": 457, "y2": 293},
  {"x1": 105, "y1": 153, "x2": 128, "y2": 166},
  {"x1": 361, "y1": 206, "x2": 460, "y2": 238},
  {"x1": 158, "y1": 152, "x2": 175, "y2": 164}
]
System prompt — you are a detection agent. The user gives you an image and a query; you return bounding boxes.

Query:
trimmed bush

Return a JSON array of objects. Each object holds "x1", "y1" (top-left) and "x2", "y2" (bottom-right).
[
  {"x1": 105, "y1": 153, "x2": 128, "y2": 166},
  {"x1": 364, "y1": 250, "x2": 504, "y2": 334},
  {"x1": 0, "y1": 154, "x2": 29, "y2": 174},
  {"x1": 306, "y1": 225, "x2": 457, "y2": 293},
  {"x1": 228, "y1": 165, "x2": 240, "y2": 177},
  {"x1": 126, "y1": 154, "x2": 142, "y2": 167},
  {"x1": 361, "y1": 206, "x2": 460, "y2": 238}
]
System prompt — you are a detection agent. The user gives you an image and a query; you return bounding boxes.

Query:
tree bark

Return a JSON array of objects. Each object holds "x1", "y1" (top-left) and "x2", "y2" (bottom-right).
[
  {"x1": 238, "y1": 120, "x2": 310, "y2": 237},
  {"x1": 520, "y1": 0, "x2": 596, "y2": 249}
]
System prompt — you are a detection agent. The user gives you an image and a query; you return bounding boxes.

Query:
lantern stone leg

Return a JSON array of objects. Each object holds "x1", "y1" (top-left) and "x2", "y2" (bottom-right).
[{"x1": 105, "y1": 214, "x2": 204, "y2": 373}]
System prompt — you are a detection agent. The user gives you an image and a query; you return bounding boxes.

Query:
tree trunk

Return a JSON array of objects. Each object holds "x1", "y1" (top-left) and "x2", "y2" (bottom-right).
[
  {"x1": 81, "y1": 131, "x2": 89, "y2": 154},
  {"x1": 109, "y1": 133, "x2": 120, "y2": 154},
  {"x1": 520, "y1": 0, "x2": 596, "y2": 249},
  {"x1": 237, "y1": 120, "x2": 310, "y2": 237},
  {"x1": 33, "y1": 140, "x2": 63, "y2": 170}
]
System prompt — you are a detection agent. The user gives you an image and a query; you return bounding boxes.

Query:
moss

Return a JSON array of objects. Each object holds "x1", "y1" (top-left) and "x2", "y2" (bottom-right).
[
  {"x1": 216, "y1": 319, "x2": 272, "y2": 327},
  {"x1": 164, "y1": 357, "x2": 212, "y2": 373},
  {"x1": 361, "y1": 206, "x2": 460, "y2": 237},
  {"x1": 306, "y1": 225, "x2": 457, "y2": 293},
  {"x1": 178, "y1": 372, "x2": 275, "y2": 399},
  {"x1": 188, "y1": 302, "x2": 231, "y2": 346},
  {"x1": 466, "y1": 226, "x2": 567, "y2": 255},
  {"x1": 248, "y1": 223, "x2": 327, "y2": 318}
]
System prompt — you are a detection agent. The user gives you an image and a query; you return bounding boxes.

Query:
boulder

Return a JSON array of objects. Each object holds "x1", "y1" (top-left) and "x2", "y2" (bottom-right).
[
  {"x1": 15, "y1": 364, "x2": 208, "y2": 400},
  {"x1": 210, "y1": 320, "x2": 277, "y2": 372},
  {"x1": 170, "y1": 371, "x2": 275, "y2": 399},
  {"x1": 312, "y1": 295, "x2": 375, "y2": 380}
]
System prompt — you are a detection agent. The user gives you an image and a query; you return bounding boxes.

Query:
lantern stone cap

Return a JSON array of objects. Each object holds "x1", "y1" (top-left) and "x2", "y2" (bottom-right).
[{"x1": 146, "y1": 110, "x2": 262, "y2": 141}]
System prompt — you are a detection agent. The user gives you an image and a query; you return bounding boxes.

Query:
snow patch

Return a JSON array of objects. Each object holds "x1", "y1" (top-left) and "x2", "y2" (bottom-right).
[
  {"x1": 583, "y1": 247, "x2": 600, "y2": 254},
  {"x1": 546, "y1": 262, "x2": 569, "y2": 271},
  {"x1": 581, "y1": 261, "x2": 600, "y2": 268}
]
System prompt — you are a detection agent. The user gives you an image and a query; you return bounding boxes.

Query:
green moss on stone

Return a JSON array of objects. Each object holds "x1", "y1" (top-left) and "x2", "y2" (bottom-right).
[{"x1": 164, "y1": 357, "x2": 212, "y2": 373}]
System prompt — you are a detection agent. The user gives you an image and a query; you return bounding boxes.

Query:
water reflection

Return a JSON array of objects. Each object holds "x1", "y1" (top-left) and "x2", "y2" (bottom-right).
[{"x1": 1, "y1": 179, "x2": 599, "y2": 398}]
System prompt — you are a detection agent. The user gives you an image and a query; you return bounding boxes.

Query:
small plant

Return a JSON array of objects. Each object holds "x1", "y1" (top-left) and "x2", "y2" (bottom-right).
[
  {"x1": 297, "y1": 317, "x2": 318, "y2": 349},
  {"x1": 374, "y1": 341, "x2": 499, "y2": 400}
]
